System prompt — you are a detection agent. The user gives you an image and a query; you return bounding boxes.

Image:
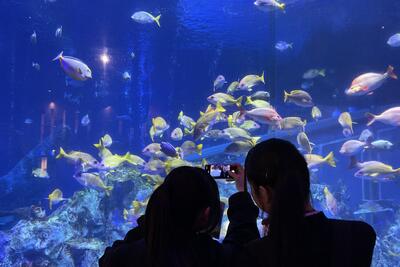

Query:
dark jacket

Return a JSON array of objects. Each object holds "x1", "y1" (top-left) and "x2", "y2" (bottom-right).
[
  {"x1": 99, "y1": 192, "x2": 260, "y2": 267},
  {"x1": 237, "y1": 212, "x2": 376, "y2": 267}
]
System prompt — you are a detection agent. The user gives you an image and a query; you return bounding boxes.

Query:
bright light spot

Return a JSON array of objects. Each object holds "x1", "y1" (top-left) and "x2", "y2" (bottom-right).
[
  {"x1": 100, "y1": 53, "x2": 110, "y2": 65},
  {"x1": 49, "y1": 102, "x2": 56, "y2": 110}
]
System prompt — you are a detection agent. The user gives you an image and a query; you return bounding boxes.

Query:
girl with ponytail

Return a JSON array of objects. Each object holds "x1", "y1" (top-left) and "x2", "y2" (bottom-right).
[
  {"x1": 100, "y1": 166, "x2": 260, "y2": 267},
  {"x1": 235, "y1": 138, "x2": 376, "y2": 267}
]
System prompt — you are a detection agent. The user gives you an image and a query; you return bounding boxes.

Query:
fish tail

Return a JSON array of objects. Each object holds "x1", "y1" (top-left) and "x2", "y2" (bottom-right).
[
  {"x1": 260, "y1": 71, "x2": 265, "y2": 84},
  {"x1": 105, "y1": 186, "x2": 113, "y2": 197},
  {"x1": 324, "y1": 152, "x2": 336, "y2": 167},
  {"x1": 184, "y1": 128, "x2": 194, "y2": 136},
  {"x1": 154, "y1": 15, "x2": 161, "y2": 27},
  {"x1": 289, "y1": 43, "x2": 293, "y2": 49},
  {"x1": 196, "y1": 144, "x2": 203, "y2": 155},
  {"x1": 365, "y1": 113, "x2": 377, "y2": 126},
  {"x1": 283, "y1": 91, "x2": 289, "y2": 103},
  {"x1": 279, "y1": 3, "x2": 286, "y2": 10},
  {"x1": 235, "y1": 96, "x2": 243, "y2": 108},
  {"x1": 94, "y1": 139, "x2": 103, "y2": 149},
  {"x1": 56, "y1": 147, "x2": 66, "y2": 159},
  {"x1": 387, "y1": 65, "x2": 397, "y2": 79},
  {"x1": 245, "y1": 96, "x2": 252, "y2": 106},
  {"x1": 52, "y1": 51, "x2": 63, "y2": 61},
  {"x1": 302, "y1": 120, "x2": 307, "y2": 132},
  {"x1": 319, "y1": 69, "x2": 326, "y2": 77}
]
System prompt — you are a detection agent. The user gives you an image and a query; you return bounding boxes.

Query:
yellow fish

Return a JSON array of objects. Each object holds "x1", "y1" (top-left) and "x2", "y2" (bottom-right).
[
  {"x1": 74, "y1": 172, "x2": 113, "y2": 196},
  {"x1": 101, "y1": 153, "x2": 130, "y2": 168},
  {"x1": 338, "y1": 112, "x2": 357, "y2": 137},
  {"x1": 304, "y1": 152, "x2": 336, "y2": 169},
  {"x1": 245, "y1": 97, "x2": 272, "y2": 109},
  {"x1": 150, "y1": 117, "x2": 170, "y2": 141},
  {"x1": 47, "y1": 189, "x2": 67, "y2": 210},
  {"x1": 93, "y1": 139, "x2": 113, "y2": 160},
  {"x1": 311, "y1": 106, "x2": 322, "y2": 121},
  {"x1": 323, "y1": 187, "x2": 338, "y2": 216},
  {"x1": 238, "y1": 72, "x2": 265, "y2": 91},
  {"x1": 56, "y1": 148, "x2": 99, "y2": 167}
]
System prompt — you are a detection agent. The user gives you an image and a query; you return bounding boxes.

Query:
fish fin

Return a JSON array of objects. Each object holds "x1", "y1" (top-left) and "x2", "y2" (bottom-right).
[
  {"x1": 56, "y1": 147, "x2": 66, "y2": 159},
  {"x1": 235, "y1": 96, "x2": 243, "y2": 108},
  {"x1": 387, "y1": 65, "x2": 398, "y2": 79},
  {"x1": 365, "y1": 113, "x2": 377, "y2": 126},
  {"x1": 205, "y1": 104, "x2": 213, "y2": 113},
  {"x1": 49, "y1": 199, "x2": 53, "y2": 210},
  {"x1": 319, "y1": 69, "x2": 326, "y2": 77},
  {"x1": 154, "y1": 15, "x2": 161, "y2": 27},
  {"x1": 123, "y1": 209, "x2": 128, "y2": 220},
  {"x1": 52, "y1": 51, "x2": 63, "y2": 61},
  {"x1": 178, "y1": 111, "x2": 183, "y2": 121},
  {"x1": 370, "y1": 173, "x2": 379, "y2": 177},
  {"x1": 227, "y1": 115, "x2": 233, "y2": 127},
  {"x1": 200, "y1": 111, "x2": 204, "y2": 116},
  {"x1": 252, "y1": 136, "x2": 261, "y2": 145},
  {"x1": 324, "y1": 152, "x2": 336, "y2": 167},
  {"x1": 215, "y1": 102, "x2": 226, "y2": 113},
  {"x1": 196, "y1": 144, "x2": 203, "y2": 155},
  {"x1": 260, "y1": 71, "x2": 265, "y2": 84},
  {"x1": 245, "y1": 96, "x2": 252, "y2": 106},
  {"x1": 283, "y1": 91, "x2": 289, "y2": 103},
  {"x1": 367, "y1": 92, "x2": 374, "y2": 96},
  {"x1": 279, "y1": 3, "x2": 286, "y2": 10},
  {"x1": 302, "y1": 120, "x2": 307, "y2": 132}
]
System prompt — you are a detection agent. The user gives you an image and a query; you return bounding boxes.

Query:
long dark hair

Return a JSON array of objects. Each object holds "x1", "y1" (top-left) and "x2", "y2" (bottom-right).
[
  {"x1": 245, "y1": 138, "x2": 310, "y2": 266},
  {"x1": 144, "y1": 166, "x2": 221, "y2": 267}
]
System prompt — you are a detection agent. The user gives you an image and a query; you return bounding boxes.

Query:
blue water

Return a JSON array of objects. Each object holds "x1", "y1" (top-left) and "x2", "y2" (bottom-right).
[{"x1": 1, "y1": 0, "x2": 400, "y2": 266}]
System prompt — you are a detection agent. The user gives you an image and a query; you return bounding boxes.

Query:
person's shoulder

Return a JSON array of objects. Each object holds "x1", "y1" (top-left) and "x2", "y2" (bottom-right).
[
  {"x1": 245, "y1": 236, "x2": 272, "y2": 252},
  {"x1": 329, "y1": 218, "x2": 376, "y2": 239},
  {"x1": 99, "y1": 239, "x2": 146, "y2": 267}
]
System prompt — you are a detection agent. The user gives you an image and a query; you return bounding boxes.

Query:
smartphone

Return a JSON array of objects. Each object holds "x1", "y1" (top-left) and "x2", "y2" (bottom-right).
[{"x1": 204, "y1": 164, "x2": 237, "y2": 180}]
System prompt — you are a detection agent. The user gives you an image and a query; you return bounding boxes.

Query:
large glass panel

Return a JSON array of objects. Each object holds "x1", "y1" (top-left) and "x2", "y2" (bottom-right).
[{"x1": 0, "y1": 0, "x2": 399, "y2": 266}]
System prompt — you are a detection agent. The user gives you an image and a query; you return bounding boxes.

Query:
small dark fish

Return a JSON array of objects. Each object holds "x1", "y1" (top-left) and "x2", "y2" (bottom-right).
[{"x1": 160, "y1": 142, "x2": 178, "y2": 157}]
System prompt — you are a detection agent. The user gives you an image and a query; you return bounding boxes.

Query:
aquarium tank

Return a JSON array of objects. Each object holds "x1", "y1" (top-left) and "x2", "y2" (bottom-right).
[{"x1": 0, "y1": 0, "x2": 400, "y2": 266}]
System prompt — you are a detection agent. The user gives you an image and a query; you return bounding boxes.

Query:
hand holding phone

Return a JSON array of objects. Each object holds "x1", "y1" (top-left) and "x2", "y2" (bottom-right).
[{"x1": 228, "y1": 163, "x2": 245, "y2": 192}]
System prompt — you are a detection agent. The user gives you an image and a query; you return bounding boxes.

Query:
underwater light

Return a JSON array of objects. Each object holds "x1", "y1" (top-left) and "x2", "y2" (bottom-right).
[
  {"x1": 100, "y1": 52, "x2": 110, "y2": 65},
  {"x1": 49, "y1": 102, "x2": 56, "y2": 110}
]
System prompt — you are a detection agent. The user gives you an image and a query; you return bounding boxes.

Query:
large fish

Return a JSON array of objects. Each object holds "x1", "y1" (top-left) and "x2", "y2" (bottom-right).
[
  {"x1": 345, "y1": 66, "x2": 397, "y2": 96},
  {"x1": 131, "y1": 11, "x2": 161, "y2": 27},
  {"x1": 53, "y1": 52, "x2": 92, "y2": 81},
  {"x1": 284, "y1": 90, "x2": 313, "y2": 107},
  {"x1": 241, "y1": 107, "x2": 282, "y2": 127},
  {"x1": 339, "y1": 140, "x2": 368, "y2": 156},
  {"x1": 366, "y1": 107, "x2": 400, "y2": 127}
]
